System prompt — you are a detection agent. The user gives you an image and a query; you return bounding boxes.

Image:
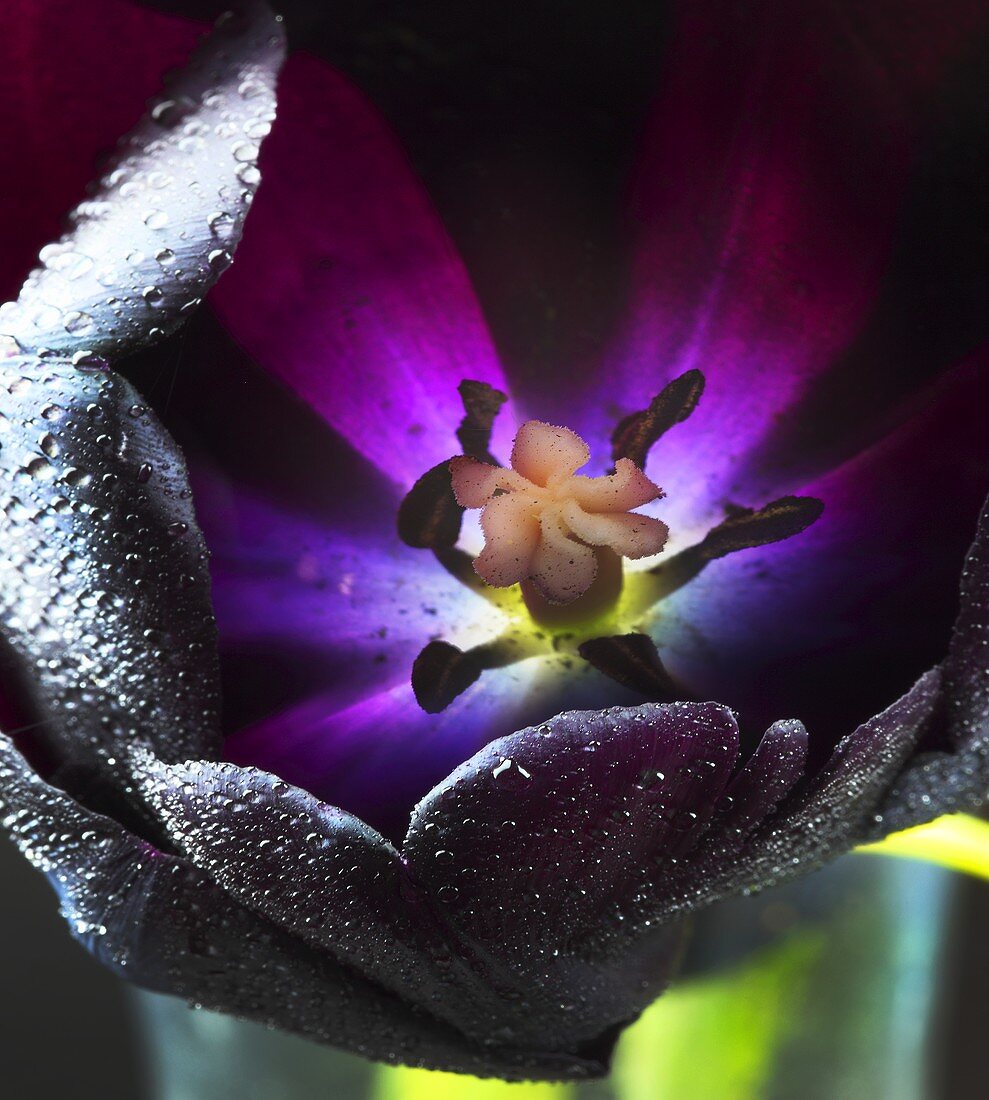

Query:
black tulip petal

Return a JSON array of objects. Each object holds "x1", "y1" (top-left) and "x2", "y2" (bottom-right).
[
  {"x1": 0, "y1": 1, "x2": 285, "y2": 358},
  {"x1": 867, "y1": 496, "x2": 989, "y2": 834},
  {"x1": 719, "y1": 718, "x2": 809, "y2": 838},
  {"x1": 0, "y1": 735, "x2": 600, "y2": 1081},
  {"x1": 671, "y1": 670, "x2": 943, "y2": 919},
  {"x1": 129, "y1": 753, "x2": 502, "y2": 1032},
  {"x1": 129, "y1": 752, "x2": 614, "y2": 1068},
  {"x1": 404, "y1": 702, "x2": 737, "y2": 1052},
  {"x1": 0, "y1": 356, "x2": 220, "y2": 783}
]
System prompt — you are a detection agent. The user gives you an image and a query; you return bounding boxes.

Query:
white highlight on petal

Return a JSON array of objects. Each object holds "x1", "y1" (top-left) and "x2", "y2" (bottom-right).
[{"x1": 450, "y1": 419, "x2": 668, "y2": 603}]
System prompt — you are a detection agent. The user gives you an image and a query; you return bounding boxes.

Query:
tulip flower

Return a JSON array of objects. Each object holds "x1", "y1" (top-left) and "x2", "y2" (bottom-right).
[{"x1": 0, "y1": 0, "x2": 986, "y2": 1081}]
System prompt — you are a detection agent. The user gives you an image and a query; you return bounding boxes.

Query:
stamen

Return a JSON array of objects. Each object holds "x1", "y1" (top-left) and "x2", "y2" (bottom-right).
[
  {"x1": 611, "y1": 369, "x2": 705, "y2": 468},
  {"x1": 578, "y1": 633, "x2": 679, "y2": 698},
  {"x1": 396, "y1": 378, "x2": 507, "y2": 552},
  {"x1": 412, "y1": 631, "x2": 544, "y2": 713},
  {"x1": 412, "y1": 640, "x2": 482, "y2": 713},
  {"x1": 623, "y1": 495, "x2": 825, "y2": 617},
  {"x1": 456, "y1": 379, "x2": 507, "y2": 463},
  {"x1": 397, "y1": 461, "x2": 463, "y2": 549},
  {"x1": 399, "y1": 375, "x2": 825, "y2": 714},
  {"x1": 451, "y1": 420, "x2": 669, "y2": 606}
]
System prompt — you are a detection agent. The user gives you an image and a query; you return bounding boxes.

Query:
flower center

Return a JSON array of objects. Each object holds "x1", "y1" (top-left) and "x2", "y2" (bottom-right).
[
  {"x1": 397, "y1": 373, "x2": 824, "y2": 712},
  {"x1": 450, "y1": 419, "x2": 668, "y2": 622}
]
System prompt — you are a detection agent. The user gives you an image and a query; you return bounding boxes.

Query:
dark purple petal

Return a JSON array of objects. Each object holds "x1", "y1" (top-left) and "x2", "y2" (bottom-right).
[
  {"x1": 0, "y1": 0, "x2": 201, "y2": 304},
  {"x1": 635, "y1": 671, "x2": 940, "y2": 930},
  {"x1": 590, "y1": 0, "x2": 989, "y2": 531},
  {"x1": 132, "y1": 755, "x2": 442, "y2": 993},
  {"x1": 203, "y1": 488, "x2": 478, "y2": 711},
  {"x1": 657, "y1": 359, "x2": 989, "y2": 740},
  {"x1": 0, "y1": 1, "x2": 284, "y2": 358},
  {"x1": 0, "y1": 737, "x2": 590, "y2": 1080},
  {"x1": 770, "y1": 670, "x2": 942, "y2": 857},
  {"x1": 402, "y1": 673, "x2": 933, "y2": 970},
  {"x1": 868, "y1": 495, "x2": 989, "y2": 833},
  {"x1": 719, "y1": 719, "x2": 809, "y2": 839},
  {"x1": 130, "y1": 753, "x2": 558, "y2": 1053},
  {"x1": 0, "y1": 357, "x2": 219, "y2": 784},
  {"x1": 943, "y1": 493, "x2": 989, "y2": 755},
  {"x1": 210, "y1": 52, "x2": 513, "y2": 490},
  {"x1": 403, "y1": 702, "x2": 736, "y2": 1051}
]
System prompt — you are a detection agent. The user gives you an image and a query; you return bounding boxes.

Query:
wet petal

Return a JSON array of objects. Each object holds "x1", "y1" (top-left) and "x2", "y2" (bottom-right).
[
  {"x1": 0, "y1": 737, "x2": 584, "y2": 1080},
  {"x1": 625, "y1": 676, "x2": 941, "y2": 928},
  {"x1": 0, "y1": 357, "x2": 219, "y2": 783},
  {"x1": 404, "y1": 702, "x2": 736, "y2": 1051},
  {"x1": 570, "y1": 458, "x2": 662, "y2": 513},
  {"x1": 0, "y1": 2, "x2": 284, "y2": 358},
  {"x1": 133, "y1": 755, "x2": 443, "y2": 1007},
  {"x1": 132, "y1": 753, "x2": 585, "y2": 1058},
  {"x1": 562, "y1": 501, "x2": 669, "y2": 560},
  {"x1": 719, "y1": 719, "x2": 809, "y2": 838},
  {"x1": 868, "y1": 495, "x2": 989, "y2": 833},
  {"x1": 0, "y1": 0, "x2": 200, "y2": 303},
  {"x1": 210, "y1": 53, "x2": 511, "y2": 489},
  {"x1": 732, "y1": 671, "x2": 943, "y2": 889},
  {"x1": 511, "y1": 421, "x2": 590, "y2": 487},
  {"x1": 474, "y1": 493, "x2": 543, "y2": 586}
]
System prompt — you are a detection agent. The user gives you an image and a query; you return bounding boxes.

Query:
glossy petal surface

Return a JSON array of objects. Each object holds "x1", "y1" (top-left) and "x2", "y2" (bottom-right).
[
  {"x1": 869, "y1": 496, "x2": 989, "y2": 833},
  {"x1": 0, "y1": 2, "x2": 285, "y2": 358},
  {"x1": 405, "y1": 702, "x2": 738, "y2": 1050},
  {"x1": 0, "y1": 357, "x2": 219, "y2": 783},
  {"x1": 0, "y1": 0, "x2": 200, "y2": 302},
  {"x1": 131, "y1": 753, "x2": 570, "y2": 1051},
  {"x1": 0, "y1": 736, "x2": 591, "y2": 1080}
]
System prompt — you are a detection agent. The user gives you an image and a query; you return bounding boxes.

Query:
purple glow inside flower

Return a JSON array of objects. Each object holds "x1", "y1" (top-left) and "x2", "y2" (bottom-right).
[{"x1": 0, "y1": 0, "x2": 987, "y2": 1080}]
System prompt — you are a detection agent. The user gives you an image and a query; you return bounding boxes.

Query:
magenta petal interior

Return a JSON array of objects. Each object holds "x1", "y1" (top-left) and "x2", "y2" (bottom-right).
[
  {"x1": 658, "y1": 355, "x2": 989, "y2": 741},
  {"x1": 586, "y1": 0, "x2": 989, "y2": 535},
  {"x1": 211, "y1": 53, "x2": 514, "y2": 490}
]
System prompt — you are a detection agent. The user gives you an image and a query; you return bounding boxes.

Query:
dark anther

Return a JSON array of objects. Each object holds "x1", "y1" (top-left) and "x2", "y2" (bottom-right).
[
  {"x1": 627, "y1": 494, "x2": 825, "y2": 614},
  {"x1": 397, "y1": 462, "x2": 464, "y2": 549},
  {"x1": 398, "y1": 380, "x2": 508, "y2": 550},
  {"x1": 412, "y1": 640, "x2": 483, "y2": 713},
  {"x1": 457, "y1": 379, "x2": 507, "y2": 464},
  {"x1": 699, "y1": 495, "x2": 824, "y2": 560},
  {"x1": 611, "y1": 369, "x2": 705, "y2": 468},
  {"x1": 578, "y1": 633, "x2": 679, "y2": 697}
]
